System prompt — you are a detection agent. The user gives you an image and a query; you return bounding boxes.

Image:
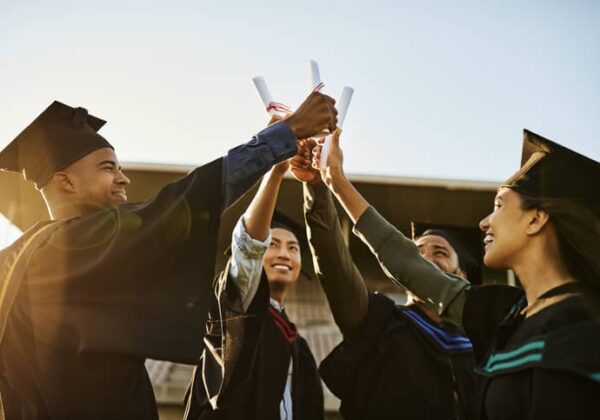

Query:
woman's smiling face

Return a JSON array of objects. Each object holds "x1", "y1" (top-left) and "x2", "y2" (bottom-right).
[{"x1": 479, "y1": 187, "x2": 534, "y2": 269}]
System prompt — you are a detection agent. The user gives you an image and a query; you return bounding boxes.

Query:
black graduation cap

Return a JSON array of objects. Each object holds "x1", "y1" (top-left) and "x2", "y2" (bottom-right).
[
  {"x1": 412, "y1": 222, "x2": 483, "y2": 285},
  {"x1": 505, "y1": 129, "x2": 600, "y2": 210},
  {"x1": 0, "y1": 100, "x2": 113, "y2": 189},
  {"x1": 271, "y1": 209, "x2": 309, "y2": 254}
]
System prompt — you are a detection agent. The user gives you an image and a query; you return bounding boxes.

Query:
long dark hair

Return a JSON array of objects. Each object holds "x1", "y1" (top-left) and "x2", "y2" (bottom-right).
[{"x1": 518, "y1": 192, "x2": 600, "y2": 319}]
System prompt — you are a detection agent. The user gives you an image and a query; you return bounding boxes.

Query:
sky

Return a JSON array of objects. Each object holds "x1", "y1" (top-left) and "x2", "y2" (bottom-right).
[{"x1": 0, "y1": 0, "x2": 599, "y2": 185}]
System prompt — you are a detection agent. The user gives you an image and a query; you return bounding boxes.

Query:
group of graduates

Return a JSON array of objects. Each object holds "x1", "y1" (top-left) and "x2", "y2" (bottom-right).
[{"x1": 0, "y1": 89, "x2": 599, "y2": 420}]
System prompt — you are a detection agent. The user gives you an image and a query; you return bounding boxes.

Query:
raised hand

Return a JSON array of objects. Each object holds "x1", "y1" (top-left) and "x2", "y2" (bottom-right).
[
  {"x1": 290, "y1": 139, "x2": 320, "y2": 184},
  {"x1": 312, "y1": 129, "x2": 344, "y2": 188},
  {"x1": 284, "y1": 92, "x2": 337, "y2": 140}
]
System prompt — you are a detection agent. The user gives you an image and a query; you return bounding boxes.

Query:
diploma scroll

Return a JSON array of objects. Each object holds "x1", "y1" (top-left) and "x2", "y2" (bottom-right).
[
  {"x1": 335, "y1": 86, "x2": 354, "y2": 129},
  {"x1": 252, "y1": 76, "x2": 292, "y2": 117},
  {"x1": 319, "y1": 86, "x2": 354, "y2": 169},
  {"x1": 308, "y1": 60, "x2": 325, "y2": 92},
  {"x1": 307, "y1": 60, "x2": 328, "y2": 140}
]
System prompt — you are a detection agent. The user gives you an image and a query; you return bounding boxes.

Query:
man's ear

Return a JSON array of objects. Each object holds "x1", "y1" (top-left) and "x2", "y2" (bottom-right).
[
  {"x1": 526, "y1": 208, "x2": 550, "y2": 236},
  {"x1": 52, "y1": 172, "x2": 76, "y2": 193}
]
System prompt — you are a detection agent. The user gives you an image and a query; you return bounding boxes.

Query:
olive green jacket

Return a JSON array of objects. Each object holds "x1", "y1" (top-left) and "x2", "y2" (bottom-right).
[{"x1": 303, "y1": 182, "x2": 368, "y2": 335}]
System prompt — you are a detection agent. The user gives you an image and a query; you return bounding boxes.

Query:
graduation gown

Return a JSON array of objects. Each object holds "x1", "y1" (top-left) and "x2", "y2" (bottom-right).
[
  {"x1": 463, "y1": 285, "x2": 600, "y2": 420},
  {"x1": 320, "y1": 292, "x2": 476, "y2": 420},
  {"x1": 186, "y1": 271, "x2": 324, "y2": 420},
  {"x1": 0, "y1": 160, "x2": 223, "y2": 419},
  {"x1": 0, "y1": 121, "x2": 299, "y2": 419}
]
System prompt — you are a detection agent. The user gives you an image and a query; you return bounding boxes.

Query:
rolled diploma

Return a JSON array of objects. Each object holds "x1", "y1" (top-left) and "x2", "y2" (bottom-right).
[
  {"x1": 319, "y1": 86, "x2": 354, "y2": 169},
  {"x1": 252, "y1": 76, "x2": 291, "y2": 117},
  {"x1": 252, "y1": 76, "x2": 273, "y2": 109},
  {"x1": 336, "y1": 86, "x2": 354, "y2": 129},
  {"x1": 308, "y1": 60, "x2": 324, "y2": 92}
]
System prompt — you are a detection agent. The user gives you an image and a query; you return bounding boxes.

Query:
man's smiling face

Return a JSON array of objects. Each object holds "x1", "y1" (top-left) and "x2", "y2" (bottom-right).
[
  {"x1": 64, "y1": 147, "x2": 131, "y2": 209},
  {"x1": 263, "y1": 227, "x2": 302, "y2": 289},
  {"x1": 415, "y1": 234, "x2": 464, "y2": 277}
]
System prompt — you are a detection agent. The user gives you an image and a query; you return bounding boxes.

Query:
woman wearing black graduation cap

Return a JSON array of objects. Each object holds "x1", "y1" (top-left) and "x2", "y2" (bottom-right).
[
  {"x1": 312, "y1": 129, "x2": 600, "y2": 419},
  {"x1": 465, "y1": 131, "x2": 600, "y2": 419}
]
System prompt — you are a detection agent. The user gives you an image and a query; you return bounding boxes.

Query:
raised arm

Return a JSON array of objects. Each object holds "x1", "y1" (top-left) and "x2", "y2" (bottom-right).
[
  {"x1": 229, "y1": 156, "x2": 290, "y2": 312},
  {"x1": 224, "y1": 91, "x2": 337, "y2": 208},
  {"x1": 303, "y1": 181, "x2": 369, "y2": 336},
  {"x1": 290, "y1": 140, "x2": 368, "y2": 335},
  {"x1": 315, "y1": 132, "x2": 470, "y2": 326}
]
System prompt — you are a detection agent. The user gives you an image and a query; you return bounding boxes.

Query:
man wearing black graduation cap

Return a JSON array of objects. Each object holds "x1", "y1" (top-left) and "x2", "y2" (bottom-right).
[
  {"x1": 185, "y1": 150, "x2": 323, "y2": 420},
  {"x1": 0, "y1": 94, "x2": 336, "y2": 419},
  {"x1": 288, "y1": 135, "x2": 478, "y2": 419}
]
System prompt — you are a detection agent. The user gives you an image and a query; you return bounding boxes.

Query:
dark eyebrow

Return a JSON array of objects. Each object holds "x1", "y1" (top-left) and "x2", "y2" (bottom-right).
[
  {"x1": 432, "y1": 245, "x2": 450, "y2": 252},
  {"x1": 417, "y1": 243, "x2": 450, "y2": 252},
  {"x1": 271, "y1": 237, "x2": 299, "y2": 247},
  {"x1": 98, "y1": 160, "x2": 116, "y2": 168},
  {"x1": 98, "y1": 160, "x2": 123, "y2": 171}
]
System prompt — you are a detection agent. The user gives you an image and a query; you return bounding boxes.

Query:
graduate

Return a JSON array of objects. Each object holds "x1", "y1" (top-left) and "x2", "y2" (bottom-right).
[
  {"x1": 314, "y1": 130, "x2": 600, "y2": 419},
  {"x1": 0, "y1": 95, "x2": 336, "y2": 419},
  {"x1": 290, "y1": 142, "x2": 477, "y2": 419},
  {"x1": 185, "y1": 150, "x2": 323, "y2": 420}
]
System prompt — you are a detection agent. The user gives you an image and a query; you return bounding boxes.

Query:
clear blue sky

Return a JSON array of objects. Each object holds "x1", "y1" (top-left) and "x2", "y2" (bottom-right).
[{"x1": 1, "y1": 0, "x2": 599, "y2": 184}]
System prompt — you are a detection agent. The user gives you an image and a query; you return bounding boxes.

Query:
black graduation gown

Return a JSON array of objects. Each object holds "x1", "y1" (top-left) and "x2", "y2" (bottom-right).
[
  {"x1": 320, "y1": 292, "x2": 476, "y2": 420},
  {"x1": 463, "y1": 285, "x2": 600, "y2": 420},
  {"x1": 0, "y1": 160, "x2": 225, "y2": 419},
  {"x1": 0, "y1": 121, "x2": 298, "y2": 419},
  {"x1": 187, "y1": 272, "x2": 324, "y2": 420}
]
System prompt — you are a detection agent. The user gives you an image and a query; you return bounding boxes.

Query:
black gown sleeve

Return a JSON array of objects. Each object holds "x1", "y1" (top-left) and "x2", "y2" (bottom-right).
[{"x1": 20, "y1": 122, "x2": 297, "y2": 364}]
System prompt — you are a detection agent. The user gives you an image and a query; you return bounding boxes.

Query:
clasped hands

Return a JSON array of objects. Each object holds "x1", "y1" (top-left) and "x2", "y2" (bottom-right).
[
  {"x1": 268, "y1": 115, "x2": 345, "y2": 188},
  {"x1": 289, "y1": 130, "x2": 345, "y2": 189},
  {"x1": 267, "y1": 91, "x2": 343, "y2": 182}
]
